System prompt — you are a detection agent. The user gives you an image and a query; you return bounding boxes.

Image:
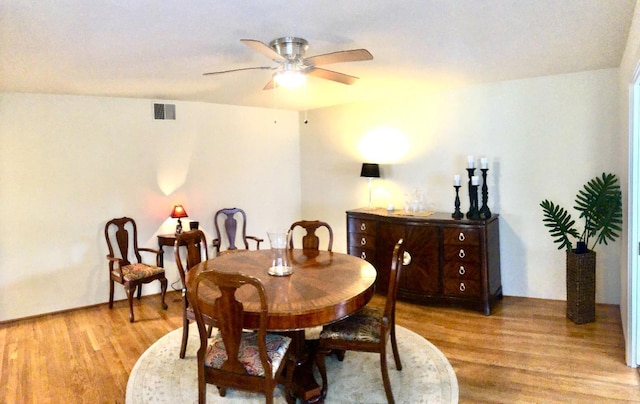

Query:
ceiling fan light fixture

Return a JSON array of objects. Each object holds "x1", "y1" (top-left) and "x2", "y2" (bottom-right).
[{"x1": 274, "y1": 70, "x2": 306, "y2": 88}]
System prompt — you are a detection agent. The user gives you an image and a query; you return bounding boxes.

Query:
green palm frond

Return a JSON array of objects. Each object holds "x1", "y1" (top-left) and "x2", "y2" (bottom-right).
[
  {"x1": 540, "y1": 199, "x2": 580, "y2": 251},
  {"x1": 574, "y1": 172, "x2": 622, "y2": 249},
  {"x1": 541, "y1": 172, "x2": 622, "y2": 254}
]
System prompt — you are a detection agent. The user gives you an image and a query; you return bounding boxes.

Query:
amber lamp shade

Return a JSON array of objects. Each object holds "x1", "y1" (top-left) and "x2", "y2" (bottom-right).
[{"x1": 170, "y1": 205, "x2": 188, "y2": 234}]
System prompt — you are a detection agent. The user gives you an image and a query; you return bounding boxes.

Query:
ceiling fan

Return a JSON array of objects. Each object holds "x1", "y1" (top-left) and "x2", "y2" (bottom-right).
[{"x1": 203, "y1": 37, "x2": 373, "y2": 90}]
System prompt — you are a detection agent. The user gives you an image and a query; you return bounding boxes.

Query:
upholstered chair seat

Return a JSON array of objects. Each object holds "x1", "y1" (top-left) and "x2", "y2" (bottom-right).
[
  {"x1": 116, "y1": 263, "x2": 165, "y2": 282},
  {"x1": 319, "y1": 306, "x2": 383, "y2": 343},
  {"x1": 206, "y1": 332, "x2": 291, "y2": 378}
]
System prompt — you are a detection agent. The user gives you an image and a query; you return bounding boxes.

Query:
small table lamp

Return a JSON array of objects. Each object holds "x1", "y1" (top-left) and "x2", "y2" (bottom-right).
[
  {"x1": 360, "y1": 163, "x2": 380, "y2": 210},
  {"x1": 170, "y1": 204, "x2": 188, "y2": 234}
]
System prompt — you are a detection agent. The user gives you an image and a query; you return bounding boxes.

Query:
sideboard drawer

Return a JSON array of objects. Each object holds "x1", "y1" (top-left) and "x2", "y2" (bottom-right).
[
  {"x1": 443, "y1": 245, "x2": 480, "y2": 263},
  {"x1": 443, "y1": 278, "x2": 481, "y2": 297},
  {"x1": 444, "y1": 279, "x2": 482, "y2": 297},
  {"x1": 443, "y1": 262, "x2": 480, "y2": 280},
  {"x1": 349, "y1": 247, "x2": 376, "y2": 264},
  {"x1": 443, "y1": 227, "x2": 480, "y2": 246},
  {"x1": 348, "y1": 217, "x2": 377, "y2": 236},
  {"x1": 348, "y1": 233, "x2": 376, "y2": 250}
]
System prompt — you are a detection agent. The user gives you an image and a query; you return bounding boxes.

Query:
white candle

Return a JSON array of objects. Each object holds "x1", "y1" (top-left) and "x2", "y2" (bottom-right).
[
  {"x1": 454, "y1": 174, "x2": 461, "y2": 186},
  {"x1": 480, "y1": 157, "x2": 488, "y2": 169},
  {"x1": 467, "y1": 155, "x2": 475, "y2": 168},
  {"x1": 471, "y1": 176, "x2": 479, "y2": 186}
]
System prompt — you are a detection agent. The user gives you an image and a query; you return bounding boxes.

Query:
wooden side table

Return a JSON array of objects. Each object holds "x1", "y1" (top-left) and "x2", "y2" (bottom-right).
[
  {"x1": 156, "y1": 233, "x2": 178, "y2": 267},
  {"x1": 157, "y1": 232, "x2": 204, "y2": 267}
]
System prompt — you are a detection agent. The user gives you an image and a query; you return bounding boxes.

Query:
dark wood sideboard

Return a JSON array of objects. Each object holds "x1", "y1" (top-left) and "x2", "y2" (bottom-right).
[{"x1": 346, "y1": 208, "x2": 502, "y2": 315}]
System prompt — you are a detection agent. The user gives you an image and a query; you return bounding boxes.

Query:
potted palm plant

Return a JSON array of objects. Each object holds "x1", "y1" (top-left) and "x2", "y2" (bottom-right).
[{"x1": 540, "y1": 172, "x2": 622, "y2": 324}]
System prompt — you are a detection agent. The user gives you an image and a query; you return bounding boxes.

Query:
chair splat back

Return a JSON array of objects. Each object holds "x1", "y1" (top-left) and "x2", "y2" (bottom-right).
[
  {"x1": 175, "y1": 230, "x2": 208, "y2": 288},
  {"x1": 288, "y1": 220, "x2": 334, "y2": 252},
  {"x1": 106, "y1": 217, "x2": 143, "y2": 266},
  {"x1": 214, "y1": 283, "x2": 265, "y2": 375},
  {"x1": 213, "y1": 208, "x2": 263, "y2": 256},
  {"x1": 223, "y1": 215, "x2": 242, "y2": 251}
]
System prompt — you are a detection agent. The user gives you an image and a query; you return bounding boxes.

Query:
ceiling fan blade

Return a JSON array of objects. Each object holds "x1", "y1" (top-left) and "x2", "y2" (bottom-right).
[
  {"x1": 263, "y1": 78, "x2": 276, "y2": 90},
  {"x1": 306, "y1": 67, "x2": 359, "y2": 85},
  {"x1": 305, "y1": 49, "x2": 373, "y2": 66},
  {"x1": 203, "y1": 66, "x2": 274, "y2": 76},
  {"x1": 240, "y1": 39, "x2": 286, "y2": 62}
]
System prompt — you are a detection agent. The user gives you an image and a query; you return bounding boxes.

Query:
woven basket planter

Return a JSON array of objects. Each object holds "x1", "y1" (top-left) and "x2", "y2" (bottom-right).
[{"x1": 566, "y1": 250, "x2": 596, "y2": 324}]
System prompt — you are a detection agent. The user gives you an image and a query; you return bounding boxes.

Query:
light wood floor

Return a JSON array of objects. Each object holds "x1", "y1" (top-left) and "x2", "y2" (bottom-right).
[{"x1": 1, "y1": 292, "x2": 638, "y2": 403}]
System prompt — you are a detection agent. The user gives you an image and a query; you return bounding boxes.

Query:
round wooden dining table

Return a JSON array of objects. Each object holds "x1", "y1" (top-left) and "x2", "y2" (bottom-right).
[{"x1": 185, "y1": 248, "x2": 377, "y2": 403}]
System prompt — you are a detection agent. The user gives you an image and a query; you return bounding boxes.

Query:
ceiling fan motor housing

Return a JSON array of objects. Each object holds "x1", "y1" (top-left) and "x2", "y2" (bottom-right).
[{"x1": 269, "y1": 37, "x2": 308, "y2": 62}]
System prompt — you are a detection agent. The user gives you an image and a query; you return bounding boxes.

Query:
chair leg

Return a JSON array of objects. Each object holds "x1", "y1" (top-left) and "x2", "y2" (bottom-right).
[
  {"x1": 390, "y1": 326, "x2": 402, "y2": 371},
  {"x1": 136, "y1": 284, "x2": 142, "y2": 300},
  {"x1": 315, "y1": 348, "x2": 329, "y2": 398},
  {"x1": 125, "y1": 285, "x2": 135, "y2": 323},
  {"x1": 380, "y1": 350, "x2": 395, "y2": 404},
  {"x1": 108, "y1": 280, "x2": 115, "y2": 309},
  {"x1": 160, "y1": 278, "x2": 168, "y2": 309},
  {"x1": 198, "y1": 366, "x2": 206, "y2": 404},
  {"x1": 180, "y1": 312, "x2": 189, "y2": 359},
  {"x1": 283, "y1": 354, "x2": 296, "y2": 404}
]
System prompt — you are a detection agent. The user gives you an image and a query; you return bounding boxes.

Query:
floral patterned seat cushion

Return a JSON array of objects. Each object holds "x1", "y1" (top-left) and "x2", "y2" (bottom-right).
[
  {"x1": 115, "y1": 263, "x2": 164, "y2": 282},
  {"x1": 319, "y1": 306, "x2": 382, "y2": 343},
  {"x1": 205, "y1": 332, "x2": 291, "y2": 378}
]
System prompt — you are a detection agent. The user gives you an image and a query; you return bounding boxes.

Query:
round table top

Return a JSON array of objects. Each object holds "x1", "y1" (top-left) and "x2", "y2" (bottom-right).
[{"x1": 186, "y1": 249, "x2": 377, "y2": 331}]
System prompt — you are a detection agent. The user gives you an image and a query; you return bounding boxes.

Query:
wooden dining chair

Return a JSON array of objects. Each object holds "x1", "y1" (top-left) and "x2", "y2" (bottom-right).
[
  {"x1": 288, "y1": 220, "x2": 335, "y2": 350},
  {"x1": 104, "y1": 217, "x2": 168, "y2": 323},
  {"x1": 188, "y1": 269, "x2": 295, "y2": 404},
  {"x1": 288, "y1": 220, "x2": 334, "y2": 252},
  {"x1": 174, "y1": 230, "x2": 215, "y2": 358},
  {"x1": 212, "y1": 208, "x2": 263, "y2": 256},
  {"x1": 316, "y1": 239, "x2": 406, "y2": 404}
]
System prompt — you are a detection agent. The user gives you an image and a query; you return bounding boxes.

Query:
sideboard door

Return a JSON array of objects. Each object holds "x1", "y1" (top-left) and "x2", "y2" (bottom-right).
[{"x1": 376, "y1": 222, "x2": 439, "y2": 296}]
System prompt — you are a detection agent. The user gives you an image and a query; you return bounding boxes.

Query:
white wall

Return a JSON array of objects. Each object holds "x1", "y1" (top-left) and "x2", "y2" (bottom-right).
[
  {"x1": 300, "y1": 68, "x2": 623, "y2": 304},
  {"x1": 0, "y1": 92, "x2": 301, "y2": 321}
]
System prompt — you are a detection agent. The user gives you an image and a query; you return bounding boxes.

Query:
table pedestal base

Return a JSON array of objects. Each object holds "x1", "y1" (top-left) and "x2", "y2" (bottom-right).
[{"x1": 285, "y1": 331, "x2": 323, "y2": 404}]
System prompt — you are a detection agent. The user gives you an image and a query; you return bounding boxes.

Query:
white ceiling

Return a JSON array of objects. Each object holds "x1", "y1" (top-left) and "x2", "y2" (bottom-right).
[{"x1": 1, "y1": 1, "x2": 636, "y2": 111}]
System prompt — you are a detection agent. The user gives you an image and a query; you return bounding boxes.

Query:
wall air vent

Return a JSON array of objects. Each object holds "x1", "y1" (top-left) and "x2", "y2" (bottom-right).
[{"x1": 153, "y1": 103, "x2": 176, "y2": 120}]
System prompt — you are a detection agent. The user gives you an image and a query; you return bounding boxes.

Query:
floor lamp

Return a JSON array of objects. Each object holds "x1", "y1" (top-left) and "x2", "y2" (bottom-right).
[{"x1": 360, "y1": 163, "x2": 380, "y2": 210}]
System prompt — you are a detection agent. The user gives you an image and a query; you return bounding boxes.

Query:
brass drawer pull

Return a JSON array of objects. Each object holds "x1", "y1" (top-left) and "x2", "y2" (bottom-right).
[
  {"x1": 459, "y1": 282, "x2": 466, "y2": 292},
  {"x1": 360, "y1": 237, "x2": 367, "y2": 246},
  {"x1": 458, "y1": 249, "x2": 466, "y2": 258},
  {"x1": 360, "y1": 223, "x2": 367, "y2": 231},
  {"x1": 361, "y1": 251, "x2": 367, "y2": 260},
  {"x1": 458, "y1": 232, "x2": 466, "y2": 242},
  {"x1": 458, "y1": 266, "x2": 466, "y2": 276},
  {"x1": 403, "y1": 251, "x2": 412, "y2": 266}
]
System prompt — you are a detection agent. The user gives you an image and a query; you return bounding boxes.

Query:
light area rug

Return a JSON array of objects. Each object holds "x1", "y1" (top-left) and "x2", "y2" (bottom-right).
[{"x1": 126, "y1": 323, "x2": 458, "y2": 404}]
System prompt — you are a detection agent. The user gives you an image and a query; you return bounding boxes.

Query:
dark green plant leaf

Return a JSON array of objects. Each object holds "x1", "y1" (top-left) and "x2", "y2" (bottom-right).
[
  {"x1": 574, "y1": 172, "x2": 622, "y2": 250},
  {"x1": 540, "y1": 199, "x2": 580, "y2": 251}
]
